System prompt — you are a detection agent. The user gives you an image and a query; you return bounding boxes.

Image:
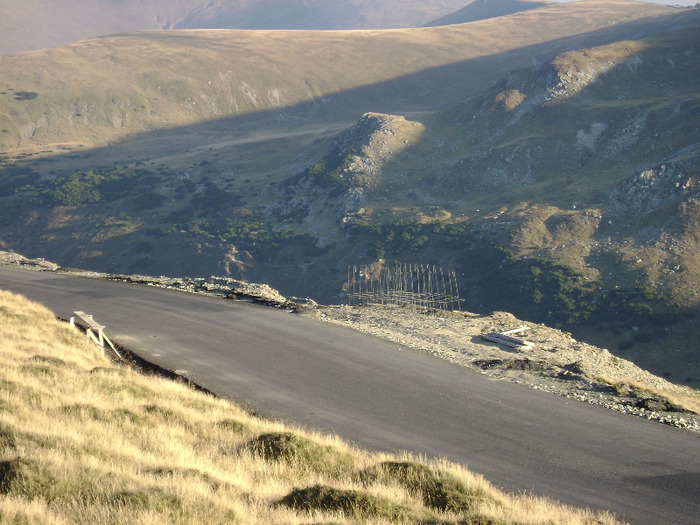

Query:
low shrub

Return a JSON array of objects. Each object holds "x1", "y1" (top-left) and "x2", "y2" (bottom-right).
[
  {"x1": 244, "y1": 432, "x2": 354, "y2": 477},
  {"x1": 14, "y1": 91, "x2": 39, "y2": 101},
  {"x1": 0, "y1": 458, "x2": 59, "y2": 500},
  {"x1": 278, "y1": 484, "x2": 414, "y2": 521},
  {"x1": 359, "y1": 461, "x2": 490, "y2": 513}
]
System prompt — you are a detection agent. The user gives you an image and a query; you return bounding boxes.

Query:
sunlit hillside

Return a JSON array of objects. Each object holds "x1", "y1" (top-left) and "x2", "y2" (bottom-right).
[
  {"x1": 0, "y1": 0, "x2": 691, "y2": 160},
  {"x1": 0, "y1": 0, "x2": 469, "y2": 55}
]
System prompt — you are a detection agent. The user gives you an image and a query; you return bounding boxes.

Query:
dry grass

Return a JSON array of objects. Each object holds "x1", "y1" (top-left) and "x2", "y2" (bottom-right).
[
  {"x1": 0, "y1": 288, "x2": 627, "y2": 523},
  {"x1": 0, "y1": 0, "x2": 684, "y2": 162},
  {"x1": 0, "y1": 0, "x2": 472, "y2": 56},
  {"x1": 595, "y1": 376, "x2": 700, "y2": 415}
]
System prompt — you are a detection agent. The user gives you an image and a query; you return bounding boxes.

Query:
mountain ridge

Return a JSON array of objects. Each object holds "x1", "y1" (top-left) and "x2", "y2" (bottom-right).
[
  {"x1": 0, "y1": 0, "x2": 469, "y2": 55},
  {"x1": 1, "y1": 1, "x2": 693, "y2": 158},
  {"x1": 425, "y1": 0, "x2": 550, "y2": 26}
]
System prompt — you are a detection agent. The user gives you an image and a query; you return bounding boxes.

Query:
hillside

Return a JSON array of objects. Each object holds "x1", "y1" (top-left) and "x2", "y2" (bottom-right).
[
  {"x1": 0, "y1": 1, "x2": 699, "y2": 388},
  {"x1": 425, "y1": 0, "x2": 549, "y2": 26},
  {"x1": 175, "y1": 0, "x2": 470, "y2": 31},
  {"x1": 0, "y1": 1, "x2": 691, "y2": 157},
  {"x1": 0, "y1": 0, "x2": 468, "y2": 55},
  {"x1": 0, "y1": 0, "x2": 202, "y2": 55},
  {"x1": 280, "y1": 24, "x2": 700, "y2": 385}
]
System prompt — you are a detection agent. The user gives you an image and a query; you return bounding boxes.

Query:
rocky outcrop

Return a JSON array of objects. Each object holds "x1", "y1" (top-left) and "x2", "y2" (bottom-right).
[
  {"x1": 610, "y1": 161, "x2": 700, "y2": 215},
  {"x1": 272, "y1": 112, "x2": 424, "y2": 222}
]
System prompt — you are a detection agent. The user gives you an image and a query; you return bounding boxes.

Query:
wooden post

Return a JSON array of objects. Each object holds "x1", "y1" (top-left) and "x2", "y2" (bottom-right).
[{"x1": 73, "y1": 311, "x2": 124, "y2": 359}]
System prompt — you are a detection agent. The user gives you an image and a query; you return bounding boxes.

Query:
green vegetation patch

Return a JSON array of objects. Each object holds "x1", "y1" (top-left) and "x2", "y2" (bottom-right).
[
  {"x1": 168, "y1": 211, "x2": 324, "y2": 263},
  {"x1": 244, "y1": 432, "x2": 354, "y2": 477},
  {"x1": 146, "y1": 467, "x2": 226, "y2": 492},
  {"x1": 0, "y1": 457, "x2": 61, "y2": 501},
  {"x1": 59, "y1": 404, "x2": 151, "y2": 426},
  {"x1": 597, "y1": 286, "x2": 658, "y2": 324},
  {"x1": 113, "y1": 408, "x2": 151, "y2": 426},
  {"x1": 41, "y1": 166, "x2": 144, "y2": 206},
  {"x1": 30, "y1": 355, "x2": 68, "y2": 368},
  {"x1": 141, "y1": 404, "x2": 193, "y2": 430},
  {"x1": 215, "y1": 418, "x2": 249, "y2": 435},
  {"x1": 346, "y1": 217, "x2": 671, "y2": 331},
  {"x1": 278, "y1": 484, "x2": 415, "y2": 521},
  {"x1": 14, "y1": 91, "x2": 39, "y2": 101},
  {"x1": 60, "y1": 404, "x2": 111, "y2": 422},
  {"x1": 103, "y1": 487, "x2": 183, "y2": 513},
  {"x1": 359, "y1": 461, "x2": 490, "y2": 513},
  {"x1": 305, "y1": 152, "x2": 356, "y2": 194},
  {"x1": 20, "y1": 364, "x2": 57, "y2": 379},
  {"x1": 0, "y1": 425, "x2": 17, "y2": 451}
]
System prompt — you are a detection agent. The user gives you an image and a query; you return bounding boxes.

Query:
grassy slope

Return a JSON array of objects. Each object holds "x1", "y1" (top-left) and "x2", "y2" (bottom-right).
[
  {"x1": 425, "y1": 0, "x2": 550, "y2": 26},
  {"x1": 0, "y1": 288, "x2": 624, "y2": 524},
  {"x1": 0, "y1": 0, "x2": 469, "y2": 55},
  {"x1": 0, "y1": 1, "x2": 684, "y2": 159},
  {"x1": 176, "y1": 0, "x2": 470, "y2": 30},
  {"x1": 0, "y1": 0, "x2": 201, "y2": 55}
]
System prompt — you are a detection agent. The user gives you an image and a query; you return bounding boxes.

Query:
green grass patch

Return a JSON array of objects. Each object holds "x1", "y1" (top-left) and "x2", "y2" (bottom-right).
[
  {"x1": 0, "y1": 425, "x2": 17, "y2": 451},
  {"x1": 0, "y1": 457, "x2": 63, "y2": 502},
  {"x1": 360, "y1": 461, "x2": 492, "y2": 513},
  {"x1": 13, "y1": 91, "x2": 38, "y2": 101},
  {"x1": 214, "y1": 419, "x2": 249, "y2": 435},
  {"x1": 102, "y1": 487, "x2": 183, "y2": 513},
  {"x1": 39, "y1": 166, "x2": 144, "y2": 206},
  {"x1": 59, "y1": 404, "x2": 111, "y2": 423},
  {"x1": 278, "y1": 484, "x2": 418, "y2": 521},
  {"x1": 244, "y1": 432, "x2": 354, "y2": 478}
]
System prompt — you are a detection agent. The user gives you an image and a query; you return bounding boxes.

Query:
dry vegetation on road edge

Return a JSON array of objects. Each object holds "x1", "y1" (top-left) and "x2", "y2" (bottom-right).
[{"x1": 0, "y1": 288, "x2": 626, "y2": 524}]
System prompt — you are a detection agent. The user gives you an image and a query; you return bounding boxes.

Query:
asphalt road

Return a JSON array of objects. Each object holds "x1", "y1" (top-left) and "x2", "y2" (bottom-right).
[{"x1": 1, "y1": 267, "x2": 698, "y2": 524}]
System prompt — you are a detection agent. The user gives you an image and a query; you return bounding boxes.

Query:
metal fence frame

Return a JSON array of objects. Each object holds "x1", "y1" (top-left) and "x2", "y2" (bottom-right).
[{"x1": 346, "y1": 263, "x2": 461, "y2": 311}]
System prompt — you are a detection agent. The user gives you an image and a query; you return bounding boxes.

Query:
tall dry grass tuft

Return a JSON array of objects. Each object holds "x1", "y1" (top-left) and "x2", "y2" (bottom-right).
[
  {"x1": 595, "y1": 376, "x2": 700, "y2": 415},
  {"x1": 0, "y1": 289, "x2": 626, "y2": 523}
]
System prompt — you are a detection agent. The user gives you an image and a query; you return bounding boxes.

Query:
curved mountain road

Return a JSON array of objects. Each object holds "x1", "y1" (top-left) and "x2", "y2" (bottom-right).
[{"x1": 1, "y1": 267, "x2": 698, "y2": 524}]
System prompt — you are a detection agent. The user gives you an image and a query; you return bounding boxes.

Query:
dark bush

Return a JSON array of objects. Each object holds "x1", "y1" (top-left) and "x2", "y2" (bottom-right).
[
  {"x1": 14, "y1": 91, "x2": 39, "y2": 101},
  {"x1": 132, "y1": 191, "x2": 166, "y2": 210}
]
